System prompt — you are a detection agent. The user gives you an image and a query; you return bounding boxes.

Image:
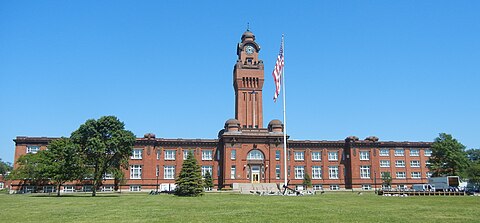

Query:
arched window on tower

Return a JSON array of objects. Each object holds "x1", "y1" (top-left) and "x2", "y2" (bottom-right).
[{"x1": 247, "y1": 149, "x2": 264, "y2": 160}]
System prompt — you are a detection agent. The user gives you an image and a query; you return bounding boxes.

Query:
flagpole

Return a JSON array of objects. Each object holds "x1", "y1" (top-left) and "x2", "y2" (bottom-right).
[{"x1": 281, "y1": 34, "x2": 288, "y2": 187}]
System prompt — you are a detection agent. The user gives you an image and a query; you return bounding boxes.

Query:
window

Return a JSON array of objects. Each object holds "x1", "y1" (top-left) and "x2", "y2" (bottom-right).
[
  {"x1": 312, "y1": 166, "x2": 322, "y2": 179},
  {"x1": 424, "y1": 149, "x2": 432, "y2": 156},
  {"x1": 201, "y1": 166, "x2": 213, "y2": 177},
  {"x1": 26, "y1": 146, "x2": 40, "y2": 154},
  {"x1": 63, "y1": 186, "x2": 75, "y2": 193},
  {"x1": 359, "y1": 151, "x2": 370, "y2": 160},
  {"x1": 410, "y1": 149, "x2": 420, "y2": 156},
  {"x1": 362, "y1": 184, "x2": 371, "y2": 190},
  {"x1": 165, "y1": 150, "x2": 176, "y2": 160},
  {"x1": 288, "y1": 166, "x2": 291, "y2": 177},
  {"x1": 360, "y1": 166, "x2": 370, "y2": 179},
  {"x1": 164, "y1": 166, "x2": 175, "y2": 179},
  {"x1": 328, "y1": 151, "x2": 338, "y2": 161},
  {"x1": 426, "y1": 161, "x2": 431, "y2": 168},
  {"x1": 130, "y1": 165, "x2": 142, "y2": 179},
  {"x1": 311, "y1": 151, "x2": 321, "y2": 161},
  {"x1": 328, "y1": 166, "x2": 339, "y2": 179},
  {"x1": 395, "y1": 160, "x2": 405, "y2": 167},
  {"x1": 130, "y1": 185, "x2": 141, "y2": 192},
  {"x1": 103, "y1": 173, "x2": 114, "y2": 180},
  {"x1": 275, "y1": 165, "x2": 281, "y2": 179},
  {"x1": 394, "y1": 149, "x2": 405, "y2": 156},
  {"x1": 102, "y1": 185, "x2": 114, "y2": 192},
  {"x1": 396, "y1": 172, "x2": 406, "y2": 179},
  {"x1": 313, "y1": 185, "x2": 323, "y2": 190},
  {"x1": 156, "y1": 165, "x2": 160, "y2": 177},
  {"x1": 202, "y1": 150, "x2": 213, "y2": 160},
  {"x1": 156, "y1": 150, "x2": 161, "y2": 160},
  {"x1": 410, "y1": 160, "x2": 420, "y2": 168},
  {"x1": 231, "y1": 149, "x2": 236, "y2": 160},
  {"x1": 380, "y1": 160, "x2": 390, "y2": 167},
  {"x1": 426, "y1": 172, "x2": 432, "y2": 178},
  {"x1": 294, "y1": 166, "x2": 304, "y2": 179},
  {"x1": 131, "y1": 149, "x2": 142, "y2": 159},
  {"x1": 43, "y1": 186, "x2": 55, "y2": 193},
  {"x1": 231, "y1": 166, "x2": 236, "y2": 179},
  {"x1": 0, "y1": 182, "x2": 4, "y2": 190},
  {"x1": 183, "y1": 150, "x2": 190, "y2": 160},
  {"x1": 275, "y1": 150, "x2": 281, "y2": 160},
  {"x1": 329, "y1": 185, "x2": 340, "y2": 190},
  {"x1": 411, "y1": 172, "x2": 421, "y2": 179},
  {"x1": 294, "y1": 151, "x2": 304, "y2": 161},
  {"x1": 379, "y1": 149, "x2": 389, "y2": 156},
  {"x1": 247, "y1": 150, "x2": 264, "y2": 160},
  {"x1": 397, "y1": 185, "x2": 407, "y2": 190},
  {"x1": 82, "y1": 185, "x2": 93, "y2": 192},
  {"x1": 382, "y1": 184, "x2": 391, "y2": 190}
]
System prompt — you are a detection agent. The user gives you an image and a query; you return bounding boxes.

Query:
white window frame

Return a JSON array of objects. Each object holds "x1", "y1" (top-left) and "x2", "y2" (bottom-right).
[
  {"x1": 410, "y1": 149, "x2": 420, "y2": 157},
  {"x1": 129, "y1": 185, "x2": 141, "y2": 192},
  {"x1": 202, "y1": 150, "x2": 213, "y2": 161},
  {"x1": 275, "y1": 150, "x2": 281, "y2": 160},
  {"x1": 63, "y1": 186, "x2": 75, "y2": 193},
  {"x1": 312, "y1": 166, "x2": 322, "y2": 179},
  {"x1": 131, "y1": 148, "x2": 142, "y2": 159},
  {"x1": 313, "y1": 184, "x2": 323, "y2": 190},
  {"x1": 395, "y1": 160, "x2": 405, "y2": 167},
  {"x1": 26, "y1": 146, "x2": 40, "y2": 154},
  {"x1": 165, "y1": 150, "x2": 176, "y2": 160},
  {"x1": 380, "y1": 160, "x2": 390, "y2": 167},
  {"x1": 164, "y1": 166, "x2": 175, "y2": 179},
  {"x1": 359, "y1": 151, "x2": 370, "y2": 160},
  {"x1": 396, "y1": 172, "x2": 406, "y2": 179},
  {"x1": 183, "y1": 150, "x2": 189, "y2": 160},
  {"x1": 362, "y1": 184, "x2": 372, "y2": 190},
  {"x1": 379, "y1": 149, "x2": 389, "y2": 156},
  {"x1": 102, "y1": 185, "x2": 114, "y2": 192},
  {"x1": 275, "y1": 165, "x2": 281, "y2": 179},
  {"x1": 311, "y1": 151, "x2": 321, "y2": 161},
  {"x1": 294, "y1": 151, "x2": 305, "y2": 161},
  {"x1": 231, "y1": 149, "x2": 236, "y2": 160},
  {"x1": 360, "y1": 166, "x2": 370, "y2": 179},
  {"x1": 231, "y1": 166, "x2": 236, "y2": 179},
  {"x1": 410, "y1": 160, "x2": 420, "y2": 168},
  {"x1": 201, "y1": 165, "x2": 213, "y2": 177},
  {"x1": 426, "y1": 172, "x2": 432, "y2": 178},
  {"x1": 394, "y1": 149, "x2": 405, "y2": 156},
  {"x1": 247, "y1": 150, "x2": 264, "y2": 160},
  {"x1": 411, "y1": 172, "x2": 421, "y2": 179},
  {"x1": 294, "y1": 166, "x2": 305, "y2": 179},
  {"x1": 130, "y1": 165, "x2": 142, "y2": 179},
  {"x1": 0, "y1": 182, "x2": 4, "y2": 190},
  {"x1": 328, "y1": 151, "x2": 338, "y2": 161},
  {"x1": 424, "y1": 149, "x2": 432, "y2": 157},
  {"x1": 329, "y1": 184, "x2": 340, "y2": 190},
  {"x1": 328, "y1": 166, "x2": 339, "y2": 179},
  {"x1": 156, "y1": 149, "x2": 160, "y2": 160}
]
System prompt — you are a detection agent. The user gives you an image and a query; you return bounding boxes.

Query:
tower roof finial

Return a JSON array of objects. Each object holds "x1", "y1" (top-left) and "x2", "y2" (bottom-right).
[{"x1": 247, "y1": 22, "x2": 250, "y2": 31}]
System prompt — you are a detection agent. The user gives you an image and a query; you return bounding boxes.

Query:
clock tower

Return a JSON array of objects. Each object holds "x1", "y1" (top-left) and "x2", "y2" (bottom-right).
[{"x1": 233, "y1": 30, "x2": 264, "y2": 128}]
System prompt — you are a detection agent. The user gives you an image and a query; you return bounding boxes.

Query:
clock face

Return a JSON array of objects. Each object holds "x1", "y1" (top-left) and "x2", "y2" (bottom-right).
[{"x1": 245, "y1": 45, "x2": 254, "y2": 55}]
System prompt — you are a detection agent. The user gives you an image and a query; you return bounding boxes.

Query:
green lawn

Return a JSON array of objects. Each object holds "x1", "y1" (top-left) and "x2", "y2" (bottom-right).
[{"x1": 0, "y1": 192, "x2": 478, "y2": 223}]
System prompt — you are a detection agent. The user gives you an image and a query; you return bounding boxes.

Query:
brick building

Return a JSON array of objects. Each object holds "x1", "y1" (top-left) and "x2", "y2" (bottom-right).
[{"x1": 11, "y1": 30, "x2": 432, "y2": 193}]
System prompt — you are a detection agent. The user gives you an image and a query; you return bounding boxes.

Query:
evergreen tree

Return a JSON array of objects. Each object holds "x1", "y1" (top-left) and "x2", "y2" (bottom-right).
[
  {"x1": 428, "y1": 133, "x2": 469, "y2": 177},
  {"x1": 204, "y1": 171, "x2": 213, "y2": 191},
  {"x1": 175, "y1": 151, "x2": 203, "y2": 196},
  {"x1": 303, "y1": 172, "x2": 312, "y2": 189}
]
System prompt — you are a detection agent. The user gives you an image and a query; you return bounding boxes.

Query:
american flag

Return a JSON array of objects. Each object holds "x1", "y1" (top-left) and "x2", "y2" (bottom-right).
[{"x1": 272, "y1": 37, "x2": 284, "y2": 102}]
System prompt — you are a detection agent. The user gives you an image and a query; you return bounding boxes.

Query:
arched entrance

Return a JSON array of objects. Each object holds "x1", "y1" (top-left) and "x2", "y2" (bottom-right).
[{"x1": 246, "y1": 149, "x2": 264, "y2": 183}]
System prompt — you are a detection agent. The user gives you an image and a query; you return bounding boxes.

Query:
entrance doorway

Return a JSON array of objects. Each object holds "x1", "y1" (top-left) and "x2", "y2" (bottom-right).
[{"x1": 251, "y1": 165, "x2": 260, "y2": 183}]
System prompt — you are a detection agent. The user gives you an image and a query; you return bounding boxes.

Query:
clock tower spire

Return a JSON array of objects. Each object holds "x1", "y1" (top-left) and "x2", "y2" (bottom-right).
[{"x1": 233, "y1": 30, "x2": 264, "y2": 128}]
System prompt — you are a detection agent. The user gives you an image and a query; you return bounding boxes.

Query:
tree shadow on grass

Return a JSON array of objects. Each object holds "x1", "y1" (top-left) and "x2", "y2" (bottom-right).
[{"x1": 28, "y1": 194, "x2": 121, "y2": 198}]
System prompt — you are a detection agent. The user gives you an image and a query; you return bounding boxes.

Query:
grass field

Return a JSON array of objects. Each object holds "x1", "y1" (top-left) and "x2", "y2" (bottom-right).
[{"x1": 0, "y1": 192, "x2": 479, "y2": 223}]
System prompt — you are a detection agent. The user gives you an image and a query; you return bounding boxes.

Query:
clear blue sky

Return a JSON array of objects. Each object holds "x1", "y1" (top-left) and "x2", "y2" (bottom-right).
[{"x1": 1, "y1": 1, "x2": 479, "y2": 163}]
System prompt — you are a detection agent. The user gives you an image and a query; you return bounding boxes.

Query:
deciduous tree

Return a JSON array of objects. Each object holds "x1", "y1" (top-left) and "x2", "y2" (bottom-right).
[
  {"x1": 0, "y1": 158, "x2": 12, "y2": 175},
  {"x1": 42, "y1": 137, "x2": 84, "y2": 196},
  {"x1": 428, "y1": 133, "x2": 469, "y2": 177},
  {"x1": 175, "y1": 151, "x2": 203, "y2": 196},
  {"x1": 71, "y1": 116, "x2": 136, "y2": 196},
  {"x1": 9, "y1": 153, "x2": 48, "y2": 192},
  {"x1": 303, "y1": 172, "x2": 312, "y2": 189}
]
